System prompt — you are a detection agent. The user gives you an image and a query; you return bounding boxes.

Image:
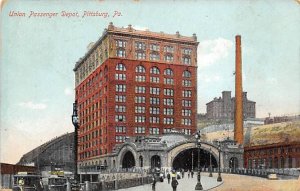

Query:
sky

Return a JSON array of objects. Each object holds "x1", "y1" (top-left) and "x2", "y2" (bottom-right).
[{"x1": 1, "y1": 0, "x2": 299, "y2": 164}]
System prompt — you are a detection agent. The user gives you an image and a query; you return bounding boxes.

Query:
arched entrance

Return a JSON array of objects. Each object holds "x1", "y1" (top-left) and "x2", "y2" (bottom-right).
[
  {"x1": 229, "y1": 157, "x2": 238, "y2": 170},
  {"x1": 151, "y1": 155, "x2": 161, "y2": 169},
  {"x1": 172, "y1": 148, "x2": 218, "y2": 170},
  {"x1": 122, "y1": 151, "x2": 135, "y2": 168}
]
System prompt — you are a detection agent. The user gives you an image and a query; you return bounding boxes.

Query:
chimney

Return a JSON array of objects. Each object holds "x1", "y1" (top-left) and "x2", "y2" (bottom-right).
[{"x1": 234, "y1": 35, "x2": 244, "y2": 145}]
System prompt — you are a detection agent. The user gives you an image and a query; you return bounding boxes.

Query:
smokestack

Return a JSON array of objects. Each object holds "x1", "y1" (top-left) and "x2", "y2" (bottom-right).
[{"x1": 234, "y1": 35, "x2": 244, "y2": 145}]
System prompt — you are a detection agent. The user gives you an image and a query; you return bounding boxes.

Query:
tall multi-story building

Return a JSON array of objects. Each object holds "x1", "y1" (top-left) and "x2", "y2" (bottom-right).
[
  {"x1": 206, "y1": 91, "x2": 255, "y2": 120},
  {"x1": 73, "y1": 23, "x2": 198, "y2": 164}
]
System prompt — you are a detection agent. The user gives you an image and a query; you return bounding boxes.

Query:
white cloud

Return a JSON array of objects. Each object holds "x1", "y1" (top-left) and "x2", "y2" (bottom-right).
[
  {"x1": 64, "y1": 87, "x2": 73, "y2": 96},
  {"x1": 133, "y1": 25, "x2": 149, "y2": 31},
  {"x1": 198, "y1": 38, "x2": 233, "y2": 68},
  {"x1": 18, "y1": 101, "x2": 47, "y2": 110}
]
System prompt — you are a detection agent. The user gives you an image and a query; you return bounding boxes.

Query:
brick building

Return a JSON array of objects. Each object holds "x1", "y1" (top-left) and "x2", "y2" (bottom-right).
[
  {"x1": 73, "y1": 23, "x2": 199, "y2": 165},
  {"x1": 206, "y1": 91, "x2": 255, "y2": 121},
  {"x1": 244, "y1": 142, "x2": 300, "y2": 169}
]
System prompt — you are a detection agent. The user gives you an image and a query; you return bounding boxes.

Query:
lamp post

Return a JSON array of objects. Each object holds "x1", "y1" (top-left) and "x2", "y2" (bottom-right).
[
  {"x1": 72, "y1": 101, "x2": 79, "y2": 184},
  {"x1": 195, "y1": 131, "x2": 203, "y2": 190},
  {"x1": 209, "y1": 148, "x2": 213, "y2": 177},
  {"x1": 217, "y1": 141, "x2": 222, "y2": 182}
]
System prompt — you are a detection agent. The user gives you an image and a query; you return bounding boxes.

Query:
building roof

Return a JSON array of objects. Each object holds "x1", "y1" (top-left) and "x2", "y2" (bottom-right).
[{"x1": 74, "y1": 22, "x2": 198, "y2": 71}]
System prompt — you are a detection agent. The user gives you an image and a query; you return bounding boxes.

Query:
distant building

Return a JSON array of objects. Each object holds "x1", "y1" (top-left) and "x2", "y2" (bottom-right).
[
  {"x1": 17, "y1": 132, "x2": 74, "y2": 172},
  {"x1": 264, "y1": 115, "x2": 300, "y2": 125},
  {"x1": 206, "y1": 91, "x2": 255, "y2": 121}
]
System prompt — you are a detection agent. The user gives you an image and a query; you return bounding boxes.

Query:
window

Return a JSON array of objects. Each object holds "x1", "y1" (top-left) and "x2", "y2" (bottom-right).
[
  {"x1": 115, "y1": 105, "x2": 126, "y2": 112},
  {"x1": 164, "y1": 108, "x2": 174, "y2": 115},
  {"x1": 182, "y1": 118, "x2": 192, "y2": 126},
  {"x1": 115, "y1": 115, "x2": 126, "y2": 122},
  {"x1": 150, "y1": 97, "x2": 160, "y2": 105},
  {"x1": 135, "y1": 106, "x2": 145, "y2": 113},
  {"x1": 135, "y1": 96, "x2": 146, "y2": 103},
  {"x1": 164, "y1": 54, "x2": 174, "y2": 62},
  {"x1": 182, "y1": 109, "x2": 191, "y2": 116},
  {"x1": 163, "y1": 117, "x2": 174, "y2": 124},
  {"x1": 164, "y1": 68, "x2": 173, "y2": 76},
  {"x1": 182, "y1": 80, "x2": 191, "y2": 87},
  {"x1": 115, "y1": 73, "x2": 126, "y2": 80},
  {"x1": 163, "y1": 128, "x2": 172, "y2": 133},
  {"x1": 182, "y1": 100, "x2": 192, "y2": 107},
  {"x1": 135, "y1": 42, "x2": 146, "y2": 50},
  {"x1": 135, "y1": 126, "x2": 145, "y2": 134},
  {"x1": 115, "y1": 126, "x2": 126, "y2": 133},
  {"x1": 116, "y1": 40, "x2": 126, "y2": 48},
  {"x1": 182, "y1": 90, "x2": 192, "y2": 97},
  {"x1": 183, "y1": 70, "x2": 191, "y2": 78},
  {"x1": 150, "y1": 76, "x2": 159, "y2": 83},
  {"x1": 150, "y1": 87, "x2": 160, "y2": 95},
  {"x1": 164, "y1": 98, "x2": 174, "y2": 106},
  {"x1": 116, "y1": 63, "x2": 126, "y2": 71},
  {"x1": 150, "y1": 52, "x2": 160, "y2": 61},
  {"x1": 164, "y1": 78, "x2": 174, "y2": 85},
  {"x1": 150, "y1": 67, "x2": 160, "y2": 74},
  {"x1": 150, "y1": 107, "x2": 160, "y2": 114},
  {"x1": 182, "y1": 57, "x2": 191, "y2": 65},
  {"x1": 164, "y1": 45, "x2": 174, "y2": 53},
  {"x1": 150, "y1": 117, "x2": 160, "y2": 124},
  {"x1": 135, "y1": 52, "x2": 146, "y2": 60},
  {"x1": 116, "y1": 84, "x2": 126, "y2": 92},
  {"x1": 135, "y1": 116, "x2": 146, "y2": 123},
  {"x1": 182, "y1": 48, "x2": 192, "y2": 55},
  {"x1": 149, "y1": 127, "x2": 159, "y2": 135},
  {"x1": 116, "y1": 49, "x2": 126, "y2": 57},
  {"x1": 135, "y1": 86, "x2": 146, "y2": 94},
  {"x1": 136, "y1": 75, "x2": 146, "y2": 82},
  {"x1": 150, "y1": 44, "x2": 160, "y2": 51},
  {"x1": 136, "y1": 65, "x2": 146, "y2": 73},
  {"x1": 182, "y1": 129, "x2": 191, "y2": 135},
  {"x1": 115, "y1": 95, "x2": 126, "y2": 102},
  {"x1": 164, "y1": 89, "x2": 174, "y2": 96},
  {"x1": 115, "y1": 136, "x2": 125, "y2": 143}
]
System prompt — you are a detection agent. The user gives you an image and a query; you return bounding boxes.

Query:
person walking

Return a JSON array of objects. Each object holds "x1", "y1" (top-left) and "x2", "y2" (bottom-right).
[
  {"x1": 191, "y1": 170, "x2": 194, "y2": 178},
  {"x1": 188, "y1": 170, "x2": 190, "y2": 178},
  {"x1": 171, "y1": 177, "x2": 179, "y2": 191},
  {"x1": 152, "y1": 175, "x2": 156, "y2": 190},
  {"x1": 167, "y1": 172, "x2": 171, "y2": 184}
]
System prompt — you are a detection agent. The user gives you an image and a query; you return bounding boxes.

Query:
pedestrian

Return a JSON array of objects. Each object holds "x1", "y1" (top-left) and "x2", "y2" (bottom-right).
[
  {"x1": 191, "y1": 170, "x2": 194, "y2": 178},
  {"x1": 188, "y1": 170, "x2": 190, "y2": 178},
  {"x1": 182, "y1": 169, "x2": 185, "y2": 178},
  {"x1": 152, "y1": 175, "x2": 156, "y2": 190},
  {"x1": 171, "y1": 177, "x2": 178, "y2": 191},
  {"x1": 167, "y1": 172, "x2": 171, "y2": 184}
]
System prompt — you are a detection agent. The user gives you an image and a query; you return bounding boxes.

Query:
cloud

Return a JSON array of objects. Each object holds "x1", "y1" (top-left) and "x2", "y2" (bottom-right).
[
  {"x1": 18, "y1": 101, "x2": 47, "y2": 110},
  {"x1": 133, "y1": 25, "x2": 149, "y2": 31},
  {"x1": 198, "y1": 38, "x2": 233, "y2": 68},
  {"x1": 64, "y1": 87, "x2": 73, "y2": 96}
]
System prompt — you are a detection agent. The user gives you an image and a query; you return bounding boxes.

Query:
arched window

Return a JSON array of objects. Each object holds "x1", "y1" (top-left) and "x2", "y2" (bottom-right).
[
  {"x1": 164, "y1": 68, "x2": 173, "y2": 76},
  {"x1": 116, "y1": 63, "x2": 126, "y2": 71},
  {"x1": 150, "y1": 67, "x2": 160, "y2": 75},
  {"x1": 183, "y1": 70, "x2": 191, "y2": 78},
  {"x1": 136, "y1": 65, "x2": 145, "y2": 73}
]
